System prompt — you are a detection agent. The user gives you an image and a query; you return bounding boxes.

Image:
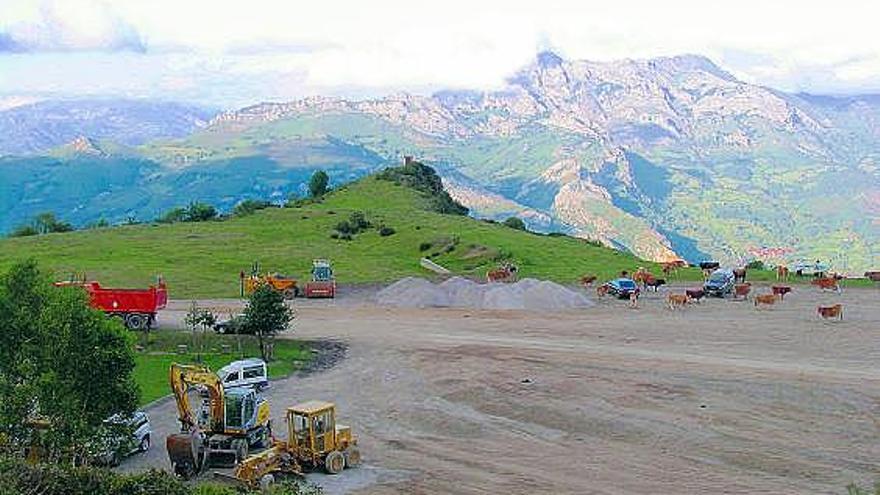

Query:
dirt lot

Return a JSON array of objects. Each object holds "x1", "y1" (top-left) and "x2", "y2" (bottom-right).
[{"x1": 124, "y1": 283, "x2": 880, "y2": 494}]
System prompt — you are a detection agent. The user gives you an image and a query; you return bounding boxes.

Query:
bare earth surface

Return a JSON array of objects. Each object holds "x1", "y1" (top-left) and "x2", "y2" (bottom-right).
[{"x1": 123, "y1": 283, "x2": 880, "y2": 494}]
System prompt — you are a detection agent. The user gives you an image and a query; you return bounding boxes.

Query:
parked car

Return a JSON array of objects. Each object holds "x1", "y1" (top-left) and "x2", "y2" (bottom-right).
[
  {"x1": 704, "y1": 268, "x2": 735, "y2": 297},
  {"x1": 602, "y1": 278, "x2": 640, "y2": 299},
  {"x1": 213, "y1": 313, "x2": 246, "y2": 334},
  {"x1": 217, "y1": 358, "x2": 269, "y2": 391},
  {"x1": 95, "y1": 411, "x2": 152, "y2": 466}
]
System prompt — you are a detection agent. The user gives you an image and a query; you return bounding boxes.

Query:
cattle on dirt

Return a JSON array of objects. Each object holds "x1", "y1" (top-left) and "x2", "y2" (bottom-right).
[
  {"x1": 685, "y1": 288, "x2": 705, "y2": 303},
  {"x1": 754, "y1": 294, "x2": 777, "y2": 308},
  {"x1": 580, "y1": 275, "x2": 598, "y2": 287},
  {"x1": 776, "y1": 265, "x2": 790, "y2": 281},
  {"x1": 733, "y1": 283, "x2": 752, "y2": 300},
  {"x1": 596, "y1": 285, "x2": 609, "y2": 297},
  {"x1": 644, "y1": 277, "x2": 667, "y2": 291},
  {"x1": 817, "y1": 304, "x2": 843, "y2": 321},
  {"x1": 772, "y1": 285, "x2": 792, "y2": 300},
  {"x1": 487, "y1": 263, "x2": 518, "y2": 283},
  {"x1": 633, "y1": 268, "x2": 653, "y2": 287},
  {"x1": 811, "y1": 277, "x2": 840, "y2": 293},
  {"x1": 667, "y1": 294, "x2": 689, "y2": 310},
  {"x1": 733, "y1": 268, "x2": 747, "y2": 284}
]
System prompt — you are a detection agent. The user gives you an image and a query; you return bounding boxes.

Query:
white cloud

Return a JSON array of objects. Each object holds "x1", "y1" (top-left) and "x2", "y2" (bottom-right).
[{"x1": 1, "y1": 0, "x2": 879, "y2": 104}]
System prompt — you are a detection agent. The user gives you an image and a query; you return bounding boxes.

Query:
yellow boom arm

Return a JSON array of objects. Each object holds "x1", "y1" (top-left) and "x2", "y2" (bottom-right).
[{"x1": 169, "y1": 363, "x2": 225, "y2": 433}]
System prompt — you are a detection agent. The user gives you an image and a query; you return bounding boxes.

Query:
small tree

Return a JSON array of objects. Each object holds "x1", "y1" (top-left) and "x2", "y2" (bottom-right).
[
  {"x1": 308, "y1": 170, "x2": 329, "y2": 198},
  {"x1": 185, "y1": 202, "x2": 218, "y2": 222},
  {"x1": 503, "y1": 216, "x2": 527, "y2": 231},
  {"x1": 240, "y1": 285, "x2": 293, "y2": 362}
]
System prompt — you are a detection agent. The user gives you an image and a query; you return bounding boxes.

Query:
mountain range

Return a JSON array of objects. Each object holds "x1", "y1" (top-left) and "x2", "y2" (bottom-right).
[{"x1": 2, "y1": 52, "x2": 878, "y2": 271}]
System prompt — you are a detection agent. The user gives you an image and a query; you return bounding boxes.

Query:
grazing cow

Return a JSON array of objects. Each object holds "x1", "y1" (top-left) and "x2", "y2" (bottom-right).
[
  {"x1": 580, "y1": 274, "x2": 598, "y2": 287},
  {"x1": 685, "y1": 288, "x2": 705, "y2": 303},
  {"x1": 864, "y1": 271, "x2": 880, "y2": 282},
  {"x1": 644, "y1": 277, "x2": 667, "y2": 291},
  {"x1": 633, "y1": 268, "x2": 653, "y2": 287},
  {"x1": 596, "y1": 285, "x2": 609, "y2": 297},
  {"x1": 733, "y1": 283, "x2": 752, "y2": 300},
  {"x1": 733, "y1": 268, "x2": 747, "y2": 284},
  {"x1": 754, "y1": 294, "x2": 777, "y2": 308},
  {"x1": 772, "y1": 285, "x2": 792, "y2": 300},
  {"x1": 776, "y1": 265, "x2": 790, "y2": 281},
  {"x1": 817, "y1": 303, "x2": 844, "y2": 321},
  {"x1": 661, "y1": 259, "x2": 687, "y2": 278},
  {"x1": 487, "y1": 263, "x2": 517, "y2": 283},
  {"x1": 811, "y1": 277, "x2": 840, "y2": 293},
  {"x1": 667, "y1": 293, "x2": 689, "y2": 310}
]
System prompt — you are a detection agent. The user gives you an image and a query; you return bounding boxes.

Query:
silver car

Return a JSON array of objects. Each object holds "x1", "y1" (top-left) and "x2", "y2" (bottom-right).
[{"x1": 97, "y1": 411, "x2": 152, "y2": 465}]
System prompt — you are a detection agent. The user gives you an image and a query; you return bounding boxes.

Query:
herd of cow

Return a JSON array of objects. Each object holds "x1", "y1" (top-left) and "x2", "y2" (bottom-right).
[{"x1": 580, "y1": 261, "x2": 865, "y2": 321}]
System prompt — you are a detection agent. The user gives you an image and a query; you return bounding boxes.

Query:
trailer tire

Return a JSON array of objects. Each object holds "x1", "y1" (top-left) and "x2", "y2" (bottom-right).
[{"x1": 125, "y1": 313, "x2": 148, "y2": 331}]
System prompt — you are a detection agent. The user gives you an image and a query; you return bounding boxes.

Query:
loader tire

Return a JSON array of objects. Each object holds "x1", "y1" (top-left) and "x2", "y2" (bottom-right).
[
  {"x1": 324, "y1": 451, "x2": 345, "y2": 474},
  {"x1": 233, "y1": 439, "x2": 248, "y2": 464},
  {"x1": 260, "y1": 474, "x2": 275, "y2": 490},
  {"x1": 343, "y1": 446, "x2": 361, "y2": 468},
  {"x1": 282, "y1": 288, "x2": 296, "y2": 300}
]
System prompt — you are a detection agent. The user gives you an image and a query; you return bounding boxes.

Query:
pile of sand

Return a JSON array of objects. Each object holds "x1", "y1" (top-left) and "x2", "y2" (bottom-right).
[{"x1": 376, "y1": 276, "x2": 593, "y2": 310}]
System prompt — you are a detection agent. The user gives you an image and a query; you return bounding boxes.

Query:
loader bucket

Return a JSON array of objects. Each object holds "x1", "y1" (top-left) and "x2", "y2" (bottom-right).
[{"x1": 167, "y1": 431, "x2": 206, "y2": 479}]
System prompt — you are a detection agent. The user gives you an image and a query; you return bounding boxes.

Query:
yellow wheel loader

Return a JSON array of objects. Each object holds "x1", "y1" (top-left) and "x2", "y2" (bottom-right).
[
  {"x1": 166, "y1": 363, "x2": 272, "y2": 479},
  {"x1": 230, "y1": 400, "x2": 359, "y2": 488}
]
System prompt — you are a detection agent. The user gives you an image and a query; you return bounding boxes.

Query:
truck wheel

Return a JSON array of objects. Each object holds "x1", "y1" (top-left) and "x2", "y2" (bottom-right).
[
  {"x1": 260, "y1": 474, "x2": 275, "y2": 490},
  {"x1": 282, "y1": 288, "x2": 296, "y2": 300},
  {"x1": 125, "y1": 313, "x2": 148, "y2": 331},
  {"x1": 324, "y1": 450, "x2": 345, "y2": 474}
]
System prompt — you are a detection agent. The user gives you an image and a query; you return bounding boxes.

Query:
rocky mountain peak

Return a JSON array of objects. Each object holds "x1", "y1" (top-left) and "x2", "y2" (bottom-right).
[{"x1": 66, "y1": 135, "x2": 105, "y2": 156}]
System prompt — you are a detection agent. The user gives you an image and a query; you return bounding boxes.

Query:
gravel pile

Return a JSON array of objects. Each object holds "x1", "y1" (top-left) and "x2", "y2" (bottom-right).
[{"x1": 376, "y1": 276, "x2": 593, "y2": 310}]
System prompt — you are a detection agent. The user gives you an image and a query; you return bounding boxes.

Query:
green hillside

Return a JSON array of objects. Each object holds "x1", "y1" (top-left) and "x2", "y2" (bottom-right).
[{"x1": 0, "y1": 174, "x2": 679, "y2": 298}]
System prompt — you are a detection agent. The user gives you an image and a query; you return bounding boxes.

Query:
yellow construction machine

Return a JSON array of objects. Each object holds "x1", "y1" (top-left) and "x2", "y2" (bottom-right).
[
  {"x1": 230, "y1": 400, "x2": 360, "y2": 488},
  {"x1": 166, "y1": 363, "x2": 272, "y2": 479}
]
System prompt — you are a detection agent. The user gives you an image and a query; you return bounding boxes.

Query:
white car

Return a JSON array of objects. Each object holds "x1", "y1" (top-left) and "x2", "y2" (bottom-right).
[
  {"x1": 97, "y1": 411, "x2": 152, "y2": 465},
  {"x1": 218, "y1": 358, "x2": 269, "y2": 391}
]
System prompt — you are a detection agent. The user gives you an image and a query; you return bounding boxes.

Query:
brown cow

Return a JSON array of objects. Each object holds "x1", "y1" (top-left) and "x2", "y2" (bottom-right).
[
  {"x1": 633, "y1": 268, "x2": 653, "y2": 287},
  {"x1": 596, "y1": 285, "x2": 609, "y2": 297},
  {"x1": 733, "y1": 283, "x2": 752, "y2": 300},
  {"x1": 733, "y1": 268, "x2": 747, "y2": 284},
  {"x1": 811, "y1": 277, "x2": 840, "y2": 293},
  {"x1": 667, "y1": 293, "x2": 689, "y2": 310},
  {"x1": 685, "y1": 288, "x2": 705, "y2": 303},
  {"x1": 580, "y1": 274, "x2": 598, "y2": 287},
  {"x1": 487, "y1": 263, "x2": 517, "y2": 283},
  {"x1": 864, "y1": 271, "x2": 880, "y2": 282},
  {"x1": 772, "y1": 285, "x2": 792, "y2": 300},
  {"x1": 817, "y1": 303, "x2": 843, "y2": 321},
  {"x1": 754, "y1": 294, "x2": 777, "y2": 308},
  {"x1": 776, "y1": 265, "x2": 790, "y2": 281}
]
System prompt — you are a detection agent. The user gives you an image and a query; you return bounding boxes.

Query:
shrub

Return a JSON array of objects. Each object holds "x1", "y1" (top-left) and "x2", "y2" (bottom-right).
[
  {"x1": 376, "y1": 160, "x2": 468, "y2": 215},
  {"x1": 9, "y1": 225, "x2": 38, "y2": 237},
  {"x1": 502, "y1": 216, "x2": 527, "y2": 231},
  {"x1": 9, "y1": 212, "x2": 74, "y2": 236},
  {"x1": 339, "y1": 233, "x2": 353, "y2": 241},
  {"x1": 185, "y1": 202, "x2": 218, "y2": 222},
  {"x1": 330, "y1": 232, "x2": 339, "y2": 239},
  {"x1": 378, "y1": 226, "x2": 396, "y2": 237},
  {"x1": 746, "y1": 260, "x2": 765, "y2": 270},
  {"x1": 335, "y1": 221, "x2": 353, "y2": 234},
  {"x1": 418, "y1": 242, "x2": 432, "y2": 252},
  {"x1": 349, "y1": 211, "x2": 372, "y2": 231},
  {"x1": 233, "y1": 199, "x2": 273, "y2": 217},
  {"x1": 309, "y1": 170, "x2": 329, "y2": 198}
]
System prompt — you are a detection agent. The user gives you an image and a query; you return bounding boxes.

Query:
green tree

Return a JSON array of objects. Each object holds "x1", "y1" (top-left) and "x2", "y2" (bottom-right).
[
  {"x1": 33, "y1": 212, "x2": 73, "y2": 234},
  {"x1": 240, "y1": 285, "x2": 293, "y2": 362},
  {"x1": 9, "y1": 225, "x2": 38, "y2": 237},
  {"x1": 159, "y1": 207, "x2": 187, "y2": 224},
  {"x1": 502, "y1": 216, "x2": 527, "y2": 231},
  {"x1": 185, "y1": 202, "x2": 218, "y2": 222},
  {"x1": 233, "y1": 199, "x2": 272, "y2": 217},
  {"x1": 308, "y1": 170, "x2": 329, "y2": 198},
  {"x1": 0, "y1": 260, "x2": 138, "y2": 465}
]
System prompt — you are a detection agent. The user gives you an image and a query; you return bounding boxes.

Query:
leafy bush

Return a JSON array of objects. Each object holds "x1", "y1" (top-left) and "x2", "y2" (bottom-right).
[
  {"x1": 418, "y1": 241, "x2": 432, "y2": 252},
  {"x1": 335, "y1": 221, "x2": 353, "y2": 234},
  {"x1": 233, "y1": 199, "x2": 273, "y2": 217},
  {"x1": 376, "y1": 160, "x2": 468, "y2": 215},
  {"x1": 9, "y1": 225, "x2": 38, "y2": 237},
  {"x1": 158, "y1": 202, "x2": 218, "y2": 223},
  {"x1": 349, "y1": 211, "x2": 372, "y2": 231},
  {"x1": 9, "y1": 212, "x2": 74, "y2": 237},
  {"x1": 309, "y1": 170, "x2": 329, "y2": 198},
  {"x1": 502, "y1": 216, "x2": 527, "y2": 231},
  {"x1": 339, "y1": 233, "x2": 353, "y2": 241},
  {"x1": 378, "y1": 226, "x2": 396, "y2": 237},
  {"x1": 746, "y1": 259, "x2": 765, "y2": 270},
  {"x1": 330, "y1": 232, "x2": 340, "y2": 239}
]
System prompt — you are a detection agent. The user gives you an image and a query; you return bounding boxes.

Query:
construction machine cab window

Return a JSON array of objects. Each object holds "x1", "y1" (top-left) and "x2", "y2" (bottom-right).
[{"x1": 224, "y1": 388, "x2": 259, "y2": 431}]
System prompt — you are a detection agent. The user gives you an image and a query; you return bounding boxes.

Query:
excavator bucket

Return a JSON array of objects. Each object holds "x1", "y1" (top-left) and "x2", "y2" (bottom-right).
[{"x1": 167, "y1": 431, "x2": 206, "y2": 479}]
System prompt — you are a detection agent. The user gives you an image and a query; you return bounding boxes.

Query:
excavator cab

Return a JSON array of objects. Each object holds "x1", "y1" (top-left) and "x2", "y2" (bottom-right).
[{"x1": 286, "y1": 401, "x2": 358, "y2": 474}]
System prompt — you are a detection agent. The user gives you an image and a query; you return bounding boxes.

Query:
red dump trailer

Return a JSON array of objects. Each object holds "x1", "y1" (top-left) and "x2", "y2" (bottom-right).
[{"x1": 54, "y1": 278, "x2": 168, "y2": 330}]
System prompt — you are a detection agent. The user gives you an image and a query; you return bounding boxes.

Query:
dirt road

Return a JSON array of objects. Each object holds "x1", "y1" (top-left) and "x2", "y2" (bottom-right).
[{"x1": 126, "y1": 284, "x2": 880, "y2": 494}]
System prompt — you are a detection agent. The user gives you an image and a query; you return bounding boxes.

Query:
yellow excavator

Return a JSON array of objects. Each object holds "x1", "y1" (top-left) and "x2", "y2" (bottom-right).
[
  {"x1": 166, "y1": 363, "x2": 272, "y2": 479},
  {"x1": 230, "y1": 400, "x2": 360, "y2": 489}
]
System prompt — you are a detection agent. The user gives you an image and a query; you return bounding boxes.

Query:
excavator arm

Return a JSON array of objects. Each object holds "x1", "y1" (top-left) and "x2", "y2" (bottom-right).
[{"x1": 169, "y1": 362, "x2": 225, "y2": 433}]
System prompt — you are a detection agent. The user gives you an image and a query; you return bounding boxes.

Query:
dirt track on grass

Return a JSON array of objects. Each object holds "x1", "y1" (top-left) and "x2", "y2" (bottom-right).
[{"x1": 124, "y1": 283, "x2": 880, "y2": 494}]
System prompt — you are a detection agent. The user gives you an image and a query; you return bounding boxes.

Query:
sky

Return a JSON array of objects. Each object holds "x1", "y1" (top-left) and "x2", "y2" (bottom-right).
[{"x1": 1, "y1": 0, "x2": 879, "y2": 109}]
